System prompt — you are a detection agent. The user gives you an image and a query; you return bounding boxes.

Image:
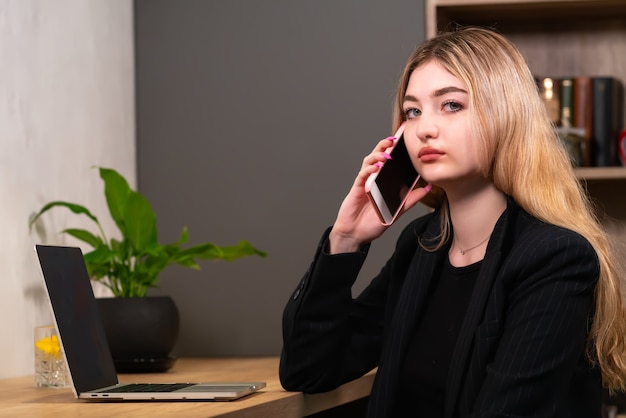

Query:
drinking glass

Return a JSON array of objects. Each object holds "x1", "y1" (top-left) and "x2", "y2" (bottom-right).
[{"x1": 34, "y1": 325, "x2": 69, "y2": 388}]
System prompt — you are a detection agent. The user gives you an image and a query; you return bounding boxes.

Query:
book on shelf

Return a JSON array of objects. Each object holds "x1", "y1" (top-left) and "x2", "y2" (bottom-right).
[
  {"x1": 557, "y1": 77, "x2": 586, "y2": 166},
  {"x1": 592, "y1": 77, "x2": 623, "y2": 167},
  {"x1": 560, "y1": 77, "x2": 575, "y2": 128},
  {"x1": 573, "y1": 76, "x2": 593, "y2": 167}
]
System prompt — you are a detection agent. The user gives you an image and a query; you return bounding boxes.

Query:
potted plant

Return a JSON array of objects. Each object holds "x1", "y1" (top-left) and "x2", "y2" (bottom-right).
[{"x1": 29, "y1": 166, "x2": 266, "y2": 372}]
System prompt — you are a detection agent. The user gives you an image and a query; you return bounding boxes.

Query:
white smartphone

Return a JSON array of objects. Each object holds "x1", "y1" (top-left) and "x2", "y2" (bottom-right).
[{"x1": 365, "y1": 123, "x2": 420, "y2": 226}]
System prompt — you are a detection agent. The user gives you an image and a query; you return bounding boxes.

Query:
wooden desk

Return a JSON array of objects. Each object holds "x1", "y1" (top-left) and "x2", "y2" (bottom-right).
[{"x1": 0, "y1": 357, "x2": 374, "y2": 417}]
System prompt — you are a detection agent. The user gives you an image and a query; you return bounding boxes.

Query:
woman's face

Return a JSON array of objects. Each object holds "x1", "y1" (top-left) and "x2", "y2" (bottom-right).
[{"x1": 402, "y1": 61, "x2": 483, "y2": 192}]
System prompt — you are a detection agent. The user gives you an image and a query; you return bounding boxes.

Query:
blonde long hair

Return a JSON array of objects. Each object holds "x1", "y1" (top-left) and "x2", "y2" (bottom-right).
[{"x1": 393, "y1": 27, "x2": 626, "y2": 391}]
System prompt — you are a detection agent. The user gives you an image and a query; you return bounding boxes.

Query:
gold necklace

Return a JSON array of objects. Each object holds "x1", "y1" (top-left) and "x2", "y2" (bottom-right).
[{"x1": 457, "y1": 235, "x2": 491, "y2": 255}]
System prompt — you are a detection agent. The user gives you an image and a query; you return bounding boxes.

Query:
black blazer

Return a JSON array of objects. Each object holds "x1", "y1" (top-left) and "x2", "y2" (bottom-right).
[{"x1": 280, "y1": 198, "x2": 602, "y2": 417}]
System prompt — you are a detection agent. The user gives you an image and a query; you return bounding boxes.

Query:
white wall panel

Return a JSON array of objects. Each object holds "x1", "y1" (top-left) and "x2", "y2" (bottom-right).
[{"x1": 0, "y1": 0, "x2": 134, "y2": 378}]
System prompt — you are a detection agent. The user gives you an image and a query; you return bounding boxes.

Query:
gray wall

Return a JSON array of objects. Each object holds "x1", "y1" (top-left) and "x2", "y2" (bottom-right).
[{"x1": 135, "y1": 0, "x2": 427, "y2": 357}]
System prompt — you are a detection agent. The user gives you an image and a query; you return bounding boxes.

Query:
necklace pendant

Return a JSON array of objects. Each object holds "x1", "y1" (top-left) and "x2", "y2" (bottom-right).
[{"x1": 460, "y1": 250, "x2": 466, "y2": 255}]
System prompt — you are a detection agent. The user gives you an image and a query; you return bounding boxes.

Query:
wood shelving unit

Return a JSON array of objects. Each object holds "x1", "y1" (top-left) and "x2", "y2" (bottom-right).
[{"x1": 426, "y1": 0, "x2": 626, "y2": 229}]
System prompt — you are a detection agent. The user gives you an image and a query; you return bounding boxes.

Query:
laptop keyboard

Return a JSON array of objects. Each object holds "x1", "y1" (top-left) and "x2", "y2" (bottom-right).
[{"x1": 103, "y1": 383, "x2": 196, "y2": 393}]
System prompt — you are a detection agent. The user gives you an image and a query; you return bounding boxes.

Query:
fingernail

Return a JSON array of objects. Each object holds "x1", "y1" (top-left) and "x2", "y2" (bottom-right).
[
  {"x1": 383, "y1": 153, "x2": 392, "y2": 160},
  {"x1": 424, "y1": 184, "x2": 432, "y2": 192},
  {"x1": 374, "y1": 162, "x2": 383, "y2": 168},
  {"x1": 385, "y1": 136, "x2": 397, "y2": 141}
]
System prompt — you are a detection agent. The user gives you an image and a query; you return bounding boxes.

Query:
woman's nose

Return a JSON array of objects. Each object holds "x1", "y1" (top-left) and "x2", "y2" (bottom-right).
[{"x1": 415, "y1": 117, "x2": 439, "y2": 141}]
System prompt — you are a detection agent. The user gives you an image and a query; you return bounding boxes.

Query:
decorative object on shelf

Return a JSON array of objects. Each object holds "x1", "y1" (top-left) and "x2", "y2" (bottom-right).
[
  {"x1": 29, "y1": 167, "x2": 267, "y2": 372},
  {"x1": 557, "y1": 127, "x2": 586, "y2": 167},
  {"x1": 540, "y1": 77, "x2": 560, "y2": 126}
]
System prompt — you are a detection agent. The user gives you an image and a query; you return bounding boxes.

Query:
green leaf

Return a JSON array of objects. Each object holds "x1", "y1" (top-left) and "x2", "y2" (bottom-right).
[
  {"x1": 84, "y1": 246, "x2": 113, "y2": 264},
  {"x1": 62, "y1": 228, "x2": 104, "y2": 248},
  {"x1": 173, "y1": 258, "x2": 201, "y2": 269},
  {"x1": 99, "y1": 167, "x2": 131, "y2": 237},
  {"x1": 219, "y1": 240, "x2": 267, "y2": 260},
  {"x1": 177, "y1": 227, "x2": 189, "y2": 245},
  {"x1": 29, "y1": 201, "x2": 99, "y2": 230},
  {"x1": 177, "y1": 240, "x2": 267, "y2": 262},
  {"x1": 83, "y1": 246, "x2": 115, "y2": 281},
  {"x1": 124, "y1": 191, "x2": 158, "y2": 251}
]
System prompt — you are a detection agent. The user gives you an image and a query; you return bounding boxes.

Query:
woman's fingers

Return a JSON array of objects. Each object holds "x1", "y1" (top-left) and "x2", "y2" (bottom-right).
[
  {"x1": 357, "y1": 136, "x2": 398, "y2": 182},
  {"x1": 403, "y1": 184, "x2": 433, "y2": 211}
]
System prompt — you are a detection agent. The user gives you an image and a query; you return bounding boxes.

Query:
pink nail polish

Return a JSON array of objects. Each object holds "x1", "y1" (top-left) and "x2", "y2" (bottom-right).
[
  {"x1": 383, "y1": 153, "x2": 392, "y2": 160},
  {"x1": 374, "y1": 162, "x2": 383, "y2": 168},
  {"x1": 385, "y1": 136, "x2": 396, "y2": 141},
  {"x1": 424, "y1": 184, "x2": 433, "y2": 192}
]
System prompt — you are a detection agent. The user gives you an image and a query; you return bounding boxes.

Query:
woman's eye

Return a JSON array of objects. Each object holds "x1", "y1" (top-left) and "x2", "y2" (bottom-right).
[
  {"x1": 404, "y1": 108, "x2": 420, "y2": 119},
  {"x1": 443, "y1": 100, "x2": 463, "y2": 112}
]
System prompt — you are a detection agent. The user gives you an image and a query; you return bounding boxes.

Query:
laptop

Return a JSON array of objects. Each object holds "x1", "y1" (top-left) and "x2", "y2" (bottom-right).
[{"x1": 34, "y1": 244, "x2": 266, "y2": 401}]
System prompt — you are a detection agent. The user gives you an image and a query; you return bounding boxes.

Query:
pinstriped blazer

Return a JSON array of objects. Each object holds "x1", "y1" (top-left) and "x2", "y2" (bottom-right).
[{"x1": 280, "y1": 198, "x2": 602, "y2": 417}]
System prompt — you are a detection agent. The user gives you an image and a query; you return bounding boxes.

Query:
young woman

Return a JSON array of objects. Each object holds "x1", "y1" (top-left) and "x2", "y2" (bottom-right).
[{"x1": 279, "y1": 27, "x2": 626, "y2": 417}]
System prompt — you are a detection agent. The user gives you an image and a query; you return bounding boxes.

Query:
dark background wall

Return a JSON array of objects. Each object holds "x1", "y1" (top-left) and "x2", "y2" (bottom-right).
[{"x1": 135, "y1": 0, "x2": 427, "y2": 357}]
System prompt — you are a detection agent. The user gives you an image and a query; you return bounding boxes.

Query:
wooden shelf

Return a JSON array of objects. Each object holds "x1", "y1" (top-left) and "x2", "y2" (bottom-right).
[
  {"x1": 575, "y1": 167, "x2": 626, "y2": 181},
  {"x1": 426, "y1": 0, "x2": 626, "y2": 38}
]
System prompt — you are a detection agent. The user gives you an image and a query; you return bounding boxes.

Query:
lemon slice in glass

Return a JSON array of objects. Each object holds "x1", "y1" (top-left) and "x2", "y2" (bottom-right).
[{"x1": 35, "y1": 335, "x2": 61, "y2": 357}]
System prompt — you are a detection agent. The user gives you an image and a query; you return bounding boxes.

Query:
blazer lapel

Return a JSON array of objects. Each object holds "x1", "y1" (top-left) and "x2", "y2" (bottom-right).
[{"x1": 444, "y1": 200, "x2": 518, "y2": 418}]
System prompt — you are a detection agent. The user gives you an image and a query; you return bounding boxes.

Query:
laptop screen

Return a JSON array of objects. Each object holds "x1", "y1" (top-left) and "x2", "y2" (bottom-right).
[{"x1": 36, "y1": 245, "x2": 119, "y2": 394}]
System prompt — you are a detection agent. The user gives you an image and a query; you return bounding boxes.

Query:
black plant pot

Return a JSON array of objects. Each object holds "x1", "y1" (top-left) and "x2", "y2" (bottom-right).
[{"x1": 96, "y1": 296, "x2": 179, "y2": 373}]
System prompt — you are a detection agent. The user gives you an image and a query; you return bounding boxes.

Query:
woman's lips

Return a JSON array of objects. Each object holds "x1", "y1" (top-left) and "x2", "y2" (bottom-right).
[{"x1": 418, "y1": 147, "x2": 444, "y2": 162}]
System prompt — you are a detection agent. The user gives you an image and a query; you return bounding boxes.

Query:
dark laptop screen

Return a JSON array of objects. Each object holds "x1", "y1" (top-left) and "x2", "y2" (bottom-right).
[{"x1": 36, "y1": 245, "x2": 118, "y2": 394}]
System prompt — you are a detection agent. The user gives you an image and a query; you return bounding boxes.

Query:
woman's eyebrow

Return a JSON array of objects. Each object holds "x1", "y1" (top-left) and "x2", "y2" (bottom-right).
[
  {"x1": 432, "y1": 86, "x2": 468, "y2": 97},
  {"x1": 403, "y1": 86, "x2": 468, "y2": 104}
]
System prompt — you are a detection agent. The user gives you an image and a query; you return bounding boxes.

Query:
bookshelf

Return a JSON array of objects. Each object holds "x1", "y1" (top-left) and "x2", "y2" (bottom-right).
[{"x1": 425, "y1": 0, "x2": 626, "y2": 229}]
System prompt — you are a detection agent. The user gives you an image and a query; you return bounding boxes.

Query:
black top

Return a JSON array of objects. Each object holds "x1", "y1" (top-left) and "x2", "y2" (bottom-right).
[{"x1": 397, "y1": 257, "x2": 481, "y2": 416}]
